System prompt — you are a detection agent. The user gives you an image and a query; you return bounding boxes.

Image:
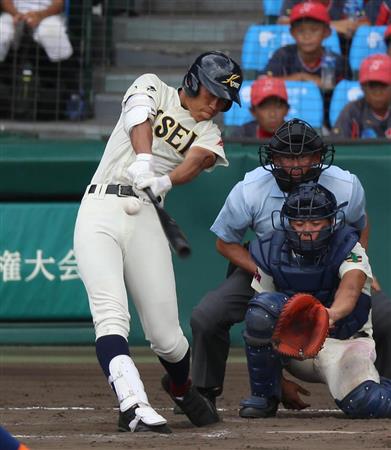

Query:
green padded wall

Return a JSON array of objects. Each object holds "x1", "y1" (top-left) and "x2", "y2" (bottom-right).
[{"x1": 0, "y1": 136, "x2": 390, "y2": 344}]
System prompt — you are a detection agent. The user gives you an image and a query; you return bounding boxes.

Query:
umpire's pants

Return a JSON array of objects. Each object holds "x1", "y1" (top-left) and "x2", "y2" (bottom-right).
[
  {"x1": 190, "y1": 267, "x2": 254, "y2": 390},
  {"x1": 372, "y1": 289, "x2": 391, "y2": 378}
]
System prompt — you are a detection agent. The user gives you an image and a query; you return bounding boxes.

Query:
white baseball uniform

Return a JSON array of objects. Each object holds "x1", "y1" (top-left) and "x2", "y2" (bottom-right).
[
  {"x1": 0, "y1": 1, "x2": 73, "y2": 62},
  {"x1": 252, "y1": 242, "x2": 378, "y2": 401},
  {"x1": 74, "y1": 73, "x2": 227, "y2": 362}
]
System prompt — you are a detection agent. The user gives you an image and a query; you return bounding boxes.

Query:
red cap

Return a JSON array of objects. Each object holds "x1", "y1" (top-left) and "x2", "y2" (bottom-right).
[
  {"x1": 359, "y1": 54, "x2": 391, "y2": 85},
  {"x1": 251, "y1": 77, "x2": 288, "y2": 106},
  {"x1": 290, "y1": 2, "x2": 330, "y2": 25},
  {"x1": 385, "y1": 24, "x2": 391, "y2": 40}
]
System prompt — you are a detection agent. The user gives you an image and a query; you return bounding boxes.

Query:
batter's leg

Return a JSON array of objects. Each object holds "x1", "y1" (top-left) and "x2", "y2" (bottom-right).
[
  {"x1": 74, "y1": 198, "x2": 169, "y2": 433},
  {"x1": 190, "y1": 267, "x2": 254, "y2": 395},
  {"x1": 123, "y1": 204, "x2": 219, "y2": 426}
]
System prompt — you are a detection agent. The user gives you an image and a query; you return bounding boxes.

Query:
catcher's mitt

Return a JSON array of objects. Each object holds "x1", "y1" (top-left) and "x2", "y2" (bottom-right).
[{"x1": 272, "y1": 293, "x2": 329, "y2": 360}]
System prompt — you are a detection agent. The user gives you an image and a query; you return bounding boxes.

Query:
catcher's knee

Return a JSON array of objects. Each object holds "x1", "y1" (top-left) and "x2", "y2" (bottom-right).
[
  {"x1": 243, "y1": 292, "x2": 288, "y2": 346},
  {"x1": 336, "y1": 378, "x2": 391, "y2": 418}
]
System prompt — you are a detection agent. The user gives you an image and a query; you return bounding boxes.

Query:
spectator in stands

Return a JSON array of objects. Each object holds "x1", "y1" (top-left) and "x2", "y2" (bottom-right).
[
  {"x1": 0, "y1": 0, "x2": 73, "y2": 63},
  {"x1": 375, "y1": 0, "x2": 391, "y2": 24},
  {"x1": 385, "y1": 24, "x2": 391, "y2": 55},
  {"x1": 278, "y1": 0, "x2": 370, "y2": 39},
  {"x1": 264, "y1": 2, "x2": 351, "y2": 89},
  {"x1": 230, "y1": 77, "x2": 289, "y2": 139},
  {"x1": 333, "y1": 54, "x2": 391, "y2": 138}
]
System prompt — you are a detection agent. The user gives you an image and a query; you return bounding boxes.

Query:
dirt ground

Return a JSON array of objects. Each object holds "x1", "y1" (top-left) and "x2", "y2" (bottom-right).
[{"x1": 1, "y1": 346, "x2": 391, "y2": 450}]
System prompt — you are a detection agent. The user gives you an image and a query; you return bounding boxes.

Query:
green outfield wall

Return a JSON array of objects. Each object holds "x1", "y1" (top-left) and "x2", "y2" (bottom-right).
[{"x1": 0, "y1": 136, "x2": 390, "y2": 344}]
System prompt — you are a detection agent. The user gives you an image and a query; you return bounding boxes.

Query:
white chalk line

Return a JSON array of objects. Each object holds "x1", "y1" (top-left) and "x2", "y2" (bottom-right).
[
  {"x1": 0, "y1": 406, "x2": 342, "y2": 413},
  {"x1": 12, "y1": 430, "x2": 375, "y2": 440}
]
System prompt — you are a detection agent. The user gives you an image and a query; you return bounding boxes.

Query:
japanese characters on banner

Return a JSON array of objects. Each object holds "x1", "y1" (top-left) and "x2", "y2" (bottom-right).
[
  {"x1": 0, "y1": 203, "x2": 90, "y2": 320},
  {"x1": 1, "y1": 249, "x2": 79, "y2": 283}
]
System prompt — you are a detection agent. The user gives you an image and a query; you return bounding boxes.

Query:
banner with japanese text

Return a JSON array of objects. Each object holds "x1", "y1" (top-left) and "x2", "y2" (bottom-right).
[{"x1": 0, "y1": 203, "x2": 90, "y2": 320}]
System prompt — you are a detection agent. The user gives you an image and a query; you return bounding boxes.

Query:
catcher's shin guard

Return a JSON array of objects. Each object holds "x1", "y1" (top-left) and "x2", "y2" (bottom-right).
[
  {"x1": 240, "y1": 293, "x2": 286, "y2": 417},
  {"x1": 240, "y1": 343, "x2": 282, "y2": 418},
  {"x1": 336, "y1": 378, "x2": 391, "y2": 418}
]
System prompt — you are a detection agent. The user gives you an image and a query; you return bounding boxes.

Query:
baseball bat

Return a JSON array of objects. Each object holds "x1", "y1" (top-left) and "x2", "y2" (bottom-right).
[{"x1": 144, "y1": 187, "x2": 191, "y2": 258}]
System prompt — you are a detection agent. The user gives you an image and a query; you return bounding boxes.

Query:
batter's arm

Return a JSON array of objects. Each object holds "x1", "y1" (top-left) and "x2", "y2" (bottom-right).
[
  {"x1": 327, "y1": 269, "x2": 366, "y2": 326},
  {"x1": 130, "y1": 120, "x2": 153, "y2": 155},
  {"x1": 168, "y1": 146, "x2": 217, "y2": 185},
  {"x1": 216, "y1": 239, "x2": 256, "y2": 275}
]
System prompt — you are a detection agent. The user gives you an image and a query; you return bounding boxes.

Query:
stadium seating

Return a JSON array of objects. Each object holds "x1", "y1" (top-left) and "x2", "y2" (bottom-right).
[
  {"x1": 224, "y1": 80, "x2": 324, "y2": 129},
  {"x1": 262, "y1": 0, "x2": 283, "y2": 17},
  {"x1": 242, "y1": 24, "x2": 341, "y2": 71},
  {"x1": 329, "y1": 80, "x2": 363, "y2": 127},
  {"x1": 349, "y1": 25, "x2": 387, "y2": 73}
]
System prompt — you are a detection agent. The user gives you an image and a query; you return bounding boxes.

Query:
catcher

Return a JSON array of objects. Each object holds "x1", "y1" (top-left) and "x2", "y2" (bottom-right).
[{"x1": 240, "y1": 182, "x2": 391, "y2": 419}]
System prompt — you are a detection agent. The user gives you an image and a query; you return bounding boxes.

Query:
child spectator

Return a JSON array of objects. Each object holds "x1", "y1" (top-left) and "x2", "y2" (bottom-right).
[
  {"x1": 375, "y1": 0, "x2": 391, "y2": 24},
  {"x1": 332, "y1": 53, "x2": 391, "y2": 138},
  {"x1": 385, "y1": 24, "x2": 391, "y2": 55},
  {"x1": 278, "y1": 0, "x2": 370, "y2": 40},
  {"x1": 230, "y1": 77, "x2": 289, "y2": 138},
  {"x1": 264, "y1": 2, "x2": 351, "y2": 89}
]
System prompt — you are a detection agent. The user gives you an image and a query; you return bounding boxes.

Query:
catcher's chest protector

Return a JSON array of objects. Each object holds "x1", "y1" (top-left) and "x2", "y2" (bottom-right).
[{"x1": 252, "y1": 227, "x2": 359, "y2": 306}]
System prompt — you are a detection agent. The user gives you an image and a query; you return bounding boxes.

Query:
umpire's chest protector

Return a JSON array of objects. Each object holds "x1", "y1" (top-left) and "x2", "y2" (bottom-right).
[{"x1": 251, "y1": 227, "x2": 359, "y2": 307}]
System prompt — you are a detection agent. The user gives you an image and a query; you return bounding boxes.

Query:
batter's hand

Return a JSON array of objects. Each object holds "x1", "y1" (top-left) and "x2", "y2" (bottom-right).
[
  {"x1": 127, "y1": 153, "x2": 154, "y2": 183},
  {"x1": 281, "y1": 377, "x2": 311, "y2": 410},
  {"x1": 135, "y1": 174, "x2": 172, "y2": 197}
]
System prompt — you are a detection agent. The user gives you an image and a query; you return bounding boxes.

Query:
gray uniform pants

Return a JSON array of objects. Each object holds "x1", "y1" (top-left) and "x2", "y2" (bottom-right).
[
  {"x1": 372, "y1": 290, "x2": 391, "y2": 378},
  {"x1": 190, "y1": 268, "x2": 254, "y2": 390}
]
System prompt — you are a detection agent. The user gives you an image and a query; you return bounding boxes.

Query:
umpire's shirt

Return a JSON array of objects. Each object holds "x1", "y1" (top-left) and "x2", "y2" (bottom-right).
[{"x1": 211, "y1": 165, "x2": 366, "y2": 244}]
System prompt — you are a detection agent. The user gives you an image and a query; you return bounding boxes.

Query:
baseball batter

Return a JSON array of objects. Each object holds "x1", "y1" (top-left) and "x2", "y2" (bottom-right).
[
  {"x1": 240, "y1": 183, "x2": 391, "y2": 419},
  {"x1": 74, "y1": 51, "x2": 243, "y2": 433}
]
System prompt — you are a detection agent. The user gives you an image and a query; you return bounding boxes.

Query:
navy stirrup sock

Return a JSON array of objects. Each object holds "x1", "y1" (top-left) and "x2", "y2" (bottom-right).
[
  {"x1": 96, "y1": 334, "x2": 130, "y2": 378},
  {"x1": 159, "y1": 348, "x2": 191, "y2": 395}
]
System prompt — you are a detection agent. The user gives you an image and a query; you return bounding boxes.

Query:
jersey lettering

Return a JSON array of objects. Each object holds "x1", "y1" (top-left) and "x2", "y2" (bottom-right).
[
  {"x1": 166, "y1": 123, "x2": 190, "y2": 149},
  {"x1": 154, "y1": 109, "x2": 199, "y2": 153},
  {"x1": 155, "y1": 114, "x2": 176, "y2": 138}
]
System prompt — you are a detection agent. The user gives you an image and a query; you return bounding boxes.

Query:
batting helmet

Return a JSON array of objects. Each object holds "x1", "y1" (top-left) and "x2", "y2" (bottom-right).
[
  {"x1": 259, "y1": 119, "x2": 335, "y2": 192},
  {"x1": 277, "y1": 182, "x2": 345, "y2": 257},
  {"x1": 182, "y1": 51, "x2": 243, "y2": 112}
]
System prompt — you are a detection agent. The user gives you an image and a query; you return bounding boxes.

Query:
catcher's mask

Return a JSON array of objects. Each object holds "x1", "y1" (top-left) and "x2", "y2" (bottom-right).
[
  {"x1": 259, "y1": 118, "x2": 335, "y2": 192},
  {"x1": 272, "y1": 182, "x2": 347, "y2": 257},
  {"x1": 182, "y1": 51, "x2": 243, "y2": 112}
]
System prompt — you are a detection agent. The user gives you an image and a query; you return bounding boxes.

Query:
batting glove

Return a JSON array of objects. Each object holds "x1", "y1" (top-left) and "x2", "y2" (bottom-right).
[
  {"x1": 127, "y1": 153, "x2": 154, "y2": 184},
  {"x1": 134, "y1": 173, "x2": 172, "y2": 197}
]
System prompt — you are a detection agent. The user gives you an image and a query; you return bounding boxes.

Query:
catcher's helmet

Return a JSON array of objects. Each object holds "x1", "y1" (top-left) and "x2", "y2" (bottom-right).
[
  {"x1": 259, "y1": 118, "x2": 335, "y2": 192},
  {"x1": 275, "y1": 182, "x2": 346, "y2": 257},
  {"x1": 182, "y1": 51, "x2": 243, "y2": 112}
]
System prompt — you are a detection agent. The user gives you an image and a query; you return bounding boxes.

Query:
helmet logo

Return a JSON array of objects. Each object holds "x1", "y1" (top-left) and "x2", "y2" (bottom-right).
[{"x1": 222, "y1": 74, "x2": 241, "y2": 89}]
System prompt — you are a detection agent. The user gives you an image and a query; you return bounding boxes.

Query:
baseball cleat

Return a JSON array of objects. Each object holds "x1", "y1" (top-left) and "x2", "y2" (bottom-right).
[
  {"x1": 118, "y1": 405, "x2": 172, "y2": 434},
  {"x1": 173, "y1": 388, "x2": 217, "y2": 414},
  {"x1": 239, "y1": 396, "x2": 279, "y2": 418},
  {"x1": 161, "y1": 374, "x2": 220, "y2": 427}
]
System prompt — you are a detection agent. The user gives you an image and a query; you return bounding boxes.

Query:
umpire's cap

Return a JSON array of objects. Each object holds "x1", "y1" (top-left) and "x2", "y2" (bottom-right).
[{"x1": 183, "y1": 51, "x2": 243, "y2": 111}]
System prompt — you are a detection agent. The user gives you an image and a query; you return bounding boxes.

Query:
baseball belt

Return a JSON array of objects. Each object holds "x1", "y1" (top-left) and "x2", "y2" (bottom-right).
[{"x1": 88, "y1": 184, "x2": 138, "y2": 197}]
